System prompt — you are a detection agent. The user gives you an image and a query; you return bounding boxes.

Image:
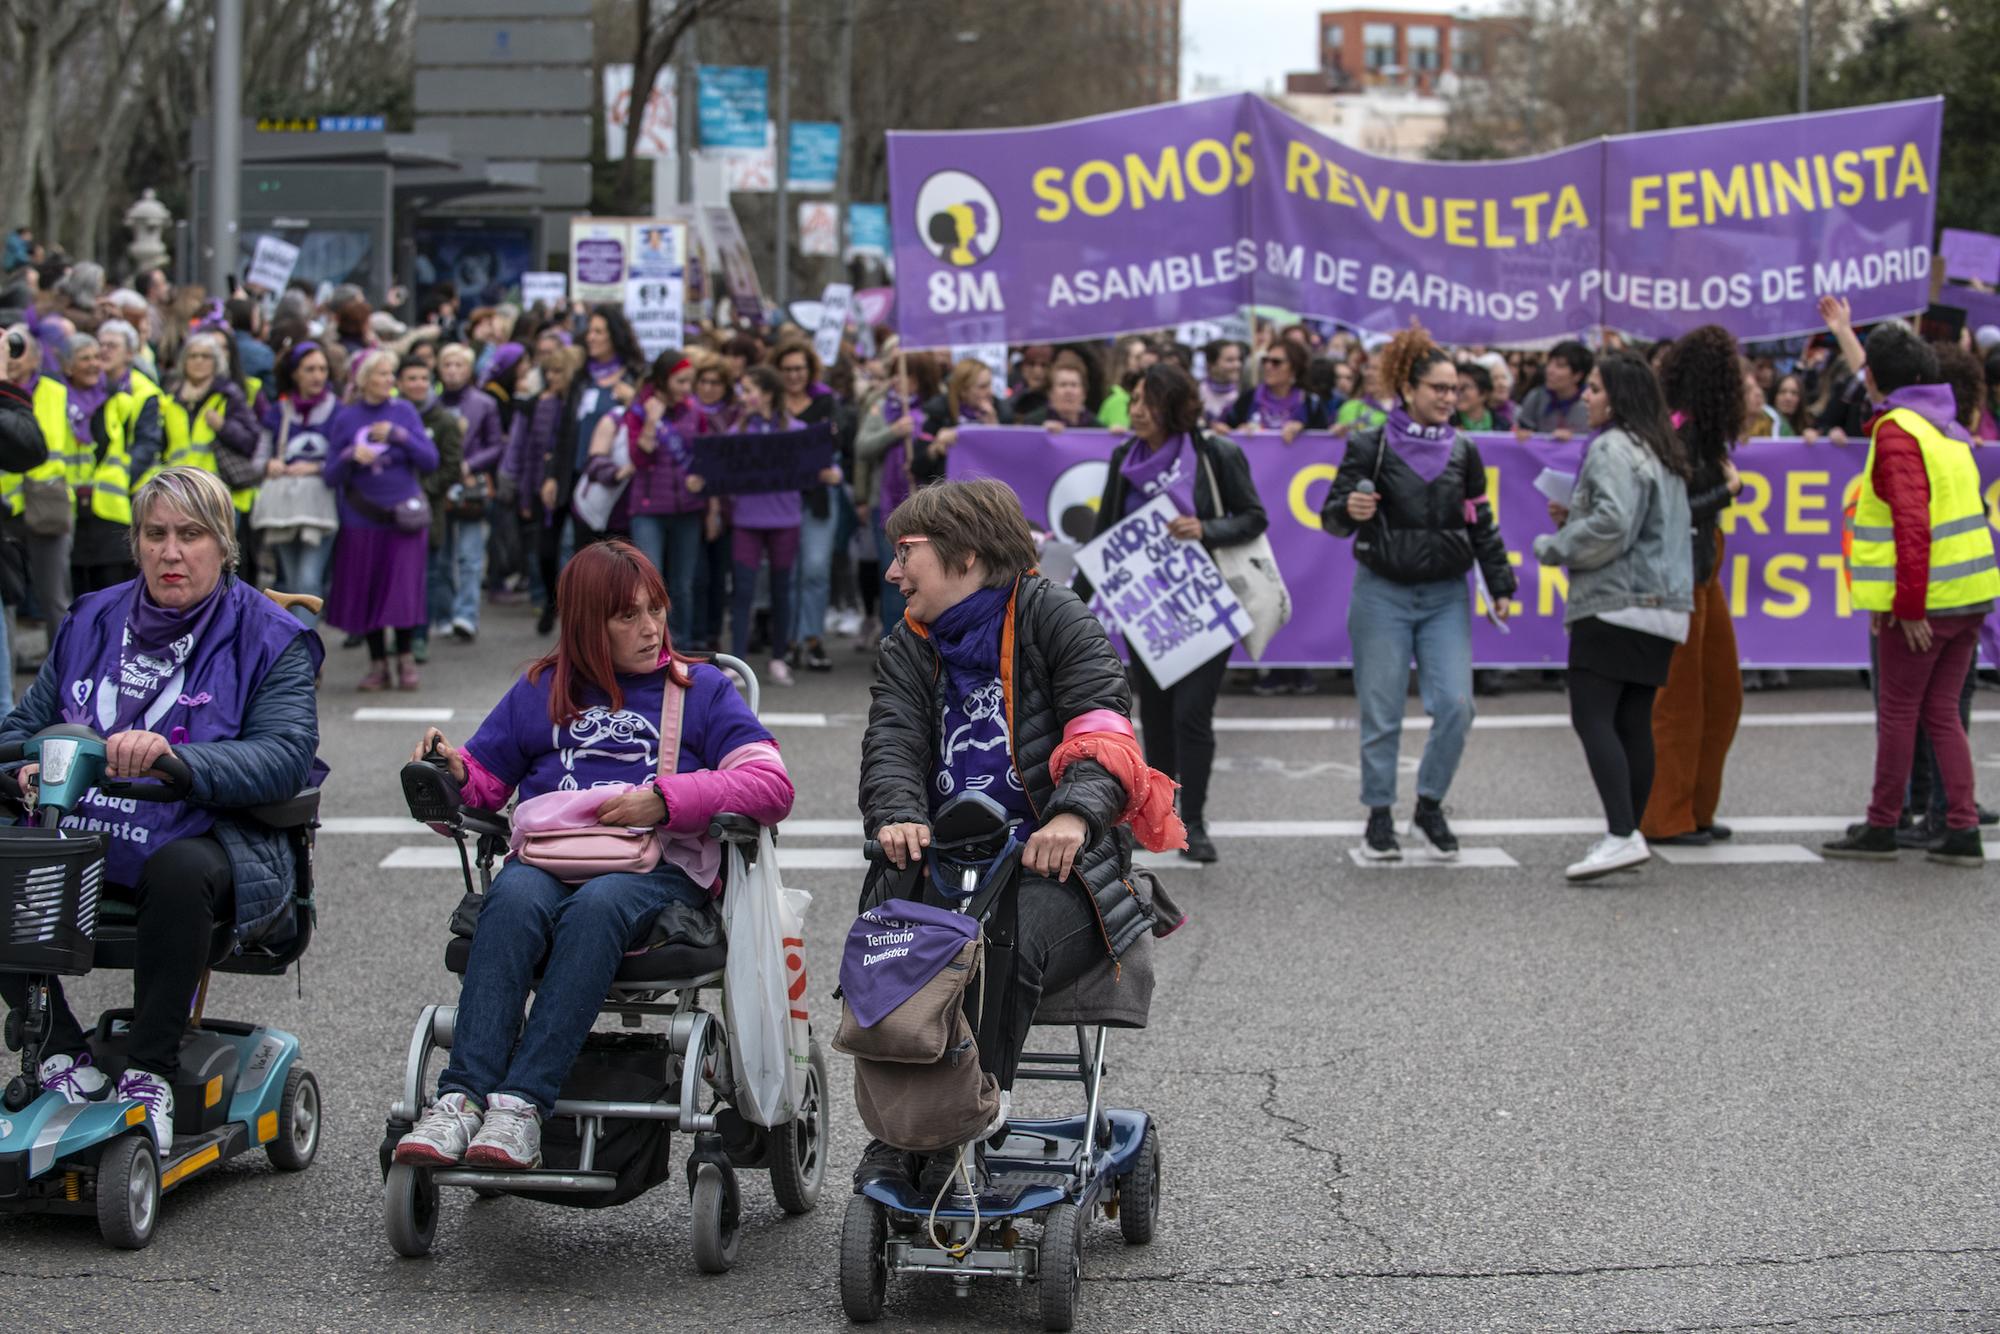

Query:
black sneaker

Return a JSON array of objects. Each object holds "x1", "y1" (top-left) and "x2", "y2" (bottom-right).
[
  {"x1": 1979, "y1": 804, "x2": 1998, "y2": 828},
  {"x1": 341, "y1": 632, "x2": 365, "y2": 649},
  {"x1": 1412, "y1": 798, "x2": 1457, "y2": 859},
  {"x1": 1698, "y1": 822, "x2": 1733, "y2": 842},
  {"x1": 804, "y1": 640, "x2": 833, "y2": 672},
  {"x1": 1821, "y1": 822, "x2": 1900, "y2": 860},
  {"x1": 853, "y1": 1139, "x2": 914, "y2": 1193},
  {"x1": 1180, "y1": 823, "x2": 1218, "y2": 863},
  {"x1": 536, "y1": 605, "x2": 557, "y2": 635},
  {"x1": 1895, "y1": 815, "x2": 1932, "y2": 850},
  {"x1": 1361, "y1": 806, "x2": 1401, "y2": 861},
  {"x1": 1926, "y1": 825, "x2": 1987, "y2": 867},
  {"x1": 916, "y1": 1145, "x2": 988, "y2": 1200}
]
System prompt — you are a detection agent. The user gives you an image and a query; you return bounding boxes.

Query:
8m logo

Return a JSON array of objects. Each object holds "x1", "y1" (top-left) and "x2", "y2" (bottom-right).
[{"x1": 915, "y1": 169, "x2": 1006, "y2": 316}]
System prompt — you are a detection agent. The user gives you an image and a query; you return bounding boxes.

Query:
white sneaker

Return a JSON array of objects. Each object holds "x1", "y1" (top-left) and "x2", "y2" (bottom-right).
[
  {"x1": 394, "y1": 1091, "x2": 484, "y2": 1167},
  {"x1": 833, "y1": 608, "x2": 863, "y2": 637},
  {"x1": 114, "y1": 1069, "x2": 174, "y2": 1154},
  {"x1": 38, "y1": 1051, "x2": 109, "y2": 1104},
  {"x1": 463, "y1": 1093, "x2": 542, "y2": 1170},
  {"x1": 768, "y1": 657, "x2": 795, "y2": 687},
  {"x1": 1566, "y1": 832, "x2": 1651, "y2": 882}
]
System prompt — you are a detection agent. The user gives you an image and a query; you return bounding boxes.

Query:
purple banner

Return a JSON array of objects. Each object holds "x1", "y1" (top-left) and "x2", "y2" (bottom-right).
[
  {"x1": 951, "y1": 427, "x2": 2000, "y2": 669},
  {"x1": 889, "y1": 95, "x2": 1941, "y2": 348}
]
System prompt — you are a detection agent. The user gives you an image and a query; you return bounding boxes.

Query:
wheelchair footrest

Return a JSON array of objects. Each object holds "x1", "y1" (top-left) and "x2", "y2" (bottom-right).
[{"x1": 432, "y1": 1168, "x2": 618, "y2": 1194}]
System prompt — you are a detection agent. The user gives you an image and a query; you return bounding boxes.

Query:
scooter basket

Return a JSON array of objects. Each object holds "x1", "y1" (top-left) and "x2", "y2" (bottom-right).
[{"x1": 0, "y1": 827, "x2": 108, "y2": 977}]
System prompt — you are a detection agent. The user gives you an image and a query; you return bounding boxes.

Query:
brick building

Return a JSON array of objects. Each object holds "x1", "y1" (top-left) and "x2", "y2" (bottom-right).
[{"x1": 1285, "y1": 7, "x2": 1508, "y2": 97}]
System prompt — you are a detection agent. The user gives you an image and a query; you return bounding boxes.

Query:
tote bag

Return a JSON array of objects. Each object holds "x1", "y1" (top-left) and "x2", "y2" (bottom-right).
[{"x1": 1204, "y1": 453, "x2": 1292, "y2": 659}]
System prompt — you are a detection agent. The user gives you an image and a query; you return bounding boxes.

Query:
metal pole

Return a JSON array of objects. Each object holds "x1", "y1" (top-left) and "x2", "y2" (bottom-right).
[
  {"x1": 1624, "y1": 12, "x2": 1637, "y2": 134},
  {"x1": 774, "y1": 0, "x2": 791, "y2": 312},
  {"x1": 208, "y1": 0, "x2": 243, "y2": 296},
  {"x1": 679, "y1": 4, "x2": 699, "y2": 205},
  {"x1": 1797, "y1": 0, "x2": 1810, "y2": 113},
  {"x1": 829, "y1": 0, "x2": 855, "y2": 289}
]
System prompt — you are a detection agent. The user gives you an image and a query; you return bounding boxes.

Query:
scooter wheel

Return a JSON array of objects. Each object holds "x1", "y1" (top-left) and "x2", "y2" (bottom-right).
[
  {"x1": 838, "y1": 1193, "x2": 888, "y2": 1322},
  {"x1": 384, "y1": 1163, "x2": 439, "y2": 1258},
  {"x1": 97, "y1": 1133, "x2": 159, "y2": 1250},
  {"x1": 769, "y1": 1039, "x2": 828, "y2": 1215},
  {"x1": 689, "y1": 1162, "x2": 741, "y2": 1273},
  {"x1": 1037, "y1": 1201, "x2": 1084, "y2": 1332},
  {"x1": 267, "y1": 1068, "x2": 321, "y2": 1172},
  {"x1": 1118, "y1": 1124, "x2": 1161, "y2": 1245}
]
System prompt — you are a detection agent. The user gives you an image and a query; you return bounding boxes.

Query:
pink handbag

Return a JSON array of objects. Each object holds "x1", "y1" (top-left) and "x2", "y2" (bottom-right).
[{"x1": 510, "y1": 678, "x2": 685, "y2": 882}]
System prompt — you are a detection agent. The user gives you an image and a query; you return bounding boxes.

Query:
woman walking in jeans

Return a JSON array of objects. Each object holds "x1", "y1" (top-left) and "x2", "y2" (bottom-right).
[
  {"x1": 622, "y1": 350, "x2": 710, "y2": 648},
  {"x1": 1321, "y1": 324, "x2": 1516, "y2": 861}
]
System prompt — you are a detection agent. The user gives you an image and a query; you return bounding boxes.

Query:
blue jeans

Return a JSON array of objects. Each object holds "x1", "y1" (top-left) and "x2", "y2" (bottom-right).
[
  {"x1": 439, "y1": 861, "x2": 709, "y2": 1114},
  {"x1": 425, "y1": 542, "x2": 454, "y2": 633},
  {"x1": 631, "y1": 512, "x2": 707, "y2": 648},
  {"x1": 793, "y1": 486, "x2": 840, "y2": 645},
  {"x1": 270, "y1": 535, "x2": 333, "y2": 600},
  {"x1": 451, "y1": 517, "x2": 488, "y2": 630},
  {"x1": 1348, "y1": 565, "x2": 1475, "y2": 809},
  {"x1": 872, "y1": 506, "x2": 905, "y2": 629}
]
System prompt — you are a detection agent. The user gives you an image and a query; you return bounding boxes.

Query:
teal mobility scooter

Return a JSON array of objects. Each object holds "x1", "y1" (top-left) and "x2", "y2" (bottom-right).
[{"x1": 0, "y1": 723, "x2": 323, "y2": 1248}]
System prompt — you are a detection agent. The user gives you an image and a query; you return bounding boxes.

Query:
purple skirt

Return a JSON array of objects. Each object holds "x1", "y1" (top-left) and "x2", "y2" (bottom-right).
[{"x1": 324, "y1": 522, "x2": 429, "y2": 634}]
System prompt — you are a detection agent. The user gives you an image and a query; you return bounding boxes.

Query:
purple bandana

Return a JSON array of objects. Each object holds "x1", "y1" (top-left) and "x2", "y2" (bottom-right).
[
  {"x1": 1253, "y1": 383, "x2": 1305, "y2": 429},
  {"x1": 586, "y1": 357, "x2": 624, "y2": 382},
  {"x1": 1383, "y1": 407, "x2": 1458, "y2": 483},
  {"x1": 1199, "y1": 377, "x2": 1238, "y2": 422},
  {"x1": 1878, "y1": 383, "x2": 1975, "y2": 446},
  {"x1": 838, "y1": 898, "x2": 980, "y2": 1028},
  {"x1": 103, "y1": 580, "x2": 227, "y2": 734},
  {"x1": 1120, "y1": 433, "x2": 1199, "y2": 516},
  {"x1": 69, "y1": 382, "x2": 109, "y2": 438}
]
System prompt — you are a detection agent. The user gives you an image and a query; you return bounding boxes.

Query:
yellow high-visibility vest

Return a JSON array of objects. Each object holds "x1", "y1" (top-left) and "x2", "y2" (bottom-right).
[
  {"x1": 1849, "y1": 406, "x2": 2000, "y2": 612},
  {"x1": 0, "y1": 377, "x2": 76, "y2": 517},
  {"x1": 95, "y1": 374, "x2": 166, "y2": 526}
]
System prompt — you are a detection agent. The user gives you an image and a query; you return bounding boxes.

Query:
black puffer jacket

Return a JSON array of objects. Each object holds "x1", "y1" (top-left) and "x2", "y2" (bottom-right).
[
  {"x1": 0, "y1": 382, "x2": 49, "y2": 473},
  {"x1": 1321, "y1": 424, "x2": 1516, "y2": 594},
  {"x1": 860, "y1": 574, "x2": 1155, "y2": 960}
]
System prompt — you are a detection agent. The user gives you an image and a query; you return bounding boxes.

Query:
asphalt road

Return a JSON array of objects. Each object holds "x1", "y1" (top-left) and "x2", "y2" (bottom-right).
[{"x1": 3, "y1": 600, "x2": 1997, "y2": 1333}]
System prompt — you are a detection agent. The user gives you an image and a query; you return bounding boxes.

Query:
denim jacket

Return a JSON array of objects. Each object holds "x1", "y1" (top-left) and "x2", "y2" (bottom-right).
[{"x1": 1532, "y1": 427, "x2": 1693, "y2": 625}]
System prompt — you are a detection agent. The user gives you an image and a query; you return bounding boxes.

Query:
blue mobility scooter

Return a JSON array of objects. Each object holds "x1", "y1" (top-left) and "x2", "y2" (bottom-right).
[
  {"x1": 840, "y1": 792, "x2": 1162, "y2": 1331},
  {"x1": 382, "y1": 655, "x2": 828, "y2": 1270},
  {"x1": 0, "y1": 723, "x2": 324, "y2": 1249}
]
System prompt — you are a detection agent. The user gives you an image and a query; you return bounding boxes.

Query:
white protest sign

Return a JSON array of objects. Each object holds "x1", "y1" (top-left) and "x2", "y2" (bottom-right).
[
  {"x1": 1073, "y1": 495, "x2": 1253, "y2": 688},
  {"x1": 950, "y1": 343, "x2": 1010, "y2": 393},
  {"x1": 520, "y1": 271, "x2": 568, "y2": 309},
  {"x1": 625, "y1": 223, "x2": 687, "y2": 358},
  {"x1": 814, "y1": 282, "x2": 853, "y2": 368},
  {"x1": 246, "y1": 235, "x2": 300, "y2": 293}
]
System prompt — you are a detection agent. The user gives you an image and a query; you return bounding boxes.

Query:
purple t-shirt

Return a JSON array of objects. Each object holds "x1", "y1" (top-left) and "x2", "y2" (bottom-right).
[
  {"x1": 931, "y1": 674, "x2": 1036, "y2": 835},
  {"x1": 465, "y1": 661, "x2": 772, "y2": 802}
]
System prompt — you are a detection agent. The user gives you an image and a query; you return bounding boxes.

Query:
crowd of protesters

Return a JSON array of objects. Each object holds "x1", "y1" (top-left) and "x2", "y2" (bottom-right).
[{"x1": 0, "y1": 239, "x2": 1991, "y2": 877}]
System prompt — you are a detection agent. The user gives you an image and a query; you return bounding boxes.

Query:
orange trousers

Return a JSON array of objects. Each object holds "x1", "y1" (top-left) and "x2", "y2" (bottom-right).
[{"x1": 1640, "y1": 538, "x2": 1742, "y2": 839}]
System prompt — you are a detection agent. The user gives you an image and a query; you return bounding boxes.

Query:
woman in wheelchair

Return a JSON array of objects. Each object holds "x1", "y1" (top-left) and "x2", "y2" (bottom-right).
[
  {"x1": 396, "y1": 539, "x2": 792, "y2": 1171},
  {"x1": 0, "y1": 467, "x2": 325, "y2": 1151},
  {"x1": 857, "y1": 479, "x2": 1182, "y2": 1188}
]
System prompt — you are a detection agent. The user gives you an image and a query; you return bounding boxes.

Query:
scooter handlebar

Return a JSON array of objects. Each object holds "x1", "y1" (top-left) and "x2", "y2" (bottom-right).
[{"x1": 100, "y1": 753, "x2": 195, "y2": 803}]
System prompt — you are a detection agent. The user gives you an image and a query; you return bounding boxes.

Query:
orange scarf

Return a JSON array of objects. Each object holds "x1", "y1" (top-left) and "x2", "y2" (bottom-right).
[{"x1": 1049, "y1": 713, "x2": 1187, "y2": 853}]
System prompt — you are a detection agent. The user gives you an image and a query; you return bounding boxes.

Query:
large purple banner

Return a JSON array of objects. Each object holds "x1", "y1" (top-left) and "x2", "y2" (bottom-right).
[
  {"x1": 951, "y1": 427, "x2": 2000, "y2": 669},
  {"x1": 889, "y1": 96, "x2": 1941, "y2": 348}
]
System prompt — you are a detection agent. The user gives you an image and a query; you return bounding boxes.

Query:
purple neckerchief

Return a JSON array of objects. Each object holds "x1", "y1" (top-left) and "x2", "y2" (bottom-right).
[
  {"x1": 108, "y1": 580, "x2": 226, "y2": 735},
  {"x1": 586, "y1": 357, "x2": 624, "y2": 382},
  {"x1": 69, "y1": 380, "x2": 109, "y2": 432},
  {"x1": 1383, "y1": 406, "x2": 1458, "y2": 484},
  {"x1": 928, "y1": 583, "x2": 1010, "y2": 703},
  {"x1": 1199, "y1": 377, "x2": 1238, "y2": 422},
  {"x1": 1878, "y1": 383, "x2": 1976, "y2": 446},
  {"x1": 959, "y1": 402, "x2": 987, "y2": 425},
  {"x1": 838, "y1": 898, "x2": 980, "y2": 1029},
  {"x1": 1120, "y1": 433, "x2": 1199, "y2": 516},
  {"x1": 1253, "y1": 383, "x2": 1305, "y2": 428}
]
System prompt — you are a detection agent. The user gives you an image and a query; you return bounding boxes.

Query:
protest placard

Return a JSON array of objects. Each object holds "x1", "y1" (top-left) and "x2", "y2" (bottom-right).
[
  {"x1": 521, "y1": 271, "x2": 567, "y2": 309},
  {"x1": 246, "y1": 235, "x2": 300, "y2": 293},
  {"x1": 814, "y1": 283, "x2": 854, "y2": 367},
  {"x1": 1073, "y1": 496, "x2": 1253, "y2": 688},
  {"x1": 1940, "y1": 228, "x2": 2000, "y2": 285},
  {"x1": 571, "y1": 220, "x2": 629, "y2": 304},
  {"x1": 689, "y1": 423, "x2": 835, "y2": 495}
]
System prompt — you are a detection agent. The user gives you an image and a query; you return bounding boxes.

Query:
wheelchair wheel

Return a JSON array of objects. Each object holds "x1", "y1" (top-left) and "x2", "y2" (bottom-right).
[
  {"x1": 267, "y1": 1068, "x2": 321, "y2": 1172},
  {"x1": 1037, "y1": 1201, "x2": 1084, "y2": 1332},
  {"x1": 768, "y1": 1038, "x2": 828, "y2": 1215},
  {"x1": 384, "y1": 1164, "x2": 439, "y2": 1258},
  {"x1": 96, "y1": 1133, "x2": 159, "y2": 1250},
  {"x1": 1117, "y1": 1124, "x2": 1160, "y2": 1245},
  {"x1": 689, "y1": 1162, "x2": 741, "y2": 1273},
  {"x1": 838, "y1": 1193, "x2": 888, "y2": 1322}
]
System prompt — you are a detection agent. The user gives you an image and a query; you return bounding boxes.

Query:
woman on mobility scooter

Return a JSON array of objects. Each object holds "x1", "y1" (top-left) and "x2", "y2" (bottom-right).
[
  {"x1": 396, "y1": 539, "x2": 794, "y2": 1171},
  {"x1": 855, "y1": 478, "x2": 1184, "y2": 1194},
  {"x1": 0, "y1": 467, "x2": 325, "y2": 1152}
]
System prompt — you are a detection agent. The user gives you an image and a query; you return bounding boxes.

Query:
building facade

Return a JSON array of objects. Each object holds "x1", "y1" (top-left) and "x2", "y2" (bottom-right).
[{"x1": 1286, "y1": 7, "x2": 1507, "y2": 97}]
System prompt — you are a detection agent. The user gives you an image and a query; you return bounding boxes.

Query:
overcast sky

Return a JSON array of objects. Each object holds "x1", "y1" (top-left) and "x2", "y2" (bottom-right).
[{"x1": 1180, "y1": 0, "x2": 1501, "y2": 97}]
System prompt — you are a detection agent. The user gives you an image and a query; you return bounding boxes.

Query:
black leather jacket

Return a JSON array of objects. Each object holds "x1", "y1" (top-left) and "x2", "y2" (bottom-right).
[
  {"x1": 1089, "y1": 430, "x2": 1269, "y2": 552},
  {"x1": 860, "y1": 574, "x2": 1155, "y2": 961},
  {"x1": 1683, "y1": 437, "x2": 1734, "y2": 586},
  {"x1": 1320, "y1": 424, "x2": 1516, "y2": 594}
]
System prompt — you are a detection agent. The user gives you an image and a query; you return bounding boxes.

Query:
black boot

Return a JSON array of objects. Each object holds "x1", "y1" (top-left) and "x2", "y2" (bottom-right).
[
  {"x1": 853, "y1": 1139, "x2": 915, "y2": 1192},
  {"x1": 1926, "y1": 825, "x2": 1986, "y2": 867},
  {"x1": 1821, "y1": 822, "x2": 1899, "y2": 860},
  {"x1": 1180, "y1": 823, "x2": 1218, "y2": 863}
]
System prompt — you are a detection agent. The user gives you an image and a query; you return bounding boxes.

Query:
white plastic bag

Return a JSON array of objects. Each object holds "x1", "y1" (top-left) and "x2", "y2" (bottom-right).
[
  {"x1": 724, "y1": 829, "x2": 809, "y2": 1127},
  {"x1": 779, "y1": 885, "x2": 813, "y2": 1099}
]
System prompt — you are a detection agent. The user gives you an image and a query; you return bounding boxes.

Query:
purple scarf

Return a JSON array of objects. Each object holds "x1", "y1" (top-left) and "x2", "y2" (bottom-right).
[
  {"x1": 68, "y1": 380, "x2": 109, "y2": 438},
  {"x1": 106, "y1": 580, "x2": 227, "y2": 734},
  {"x1": 838, "y1": 898, "x2": 980, "y2": 1028},
  {"x1": 1253, "y1": 383, "x2": 1306, "y2": 429},
  {"x1": 1199, "y1": 377, "x2": 1238, "y2": 423},
  {"x1": 1383, "y1": 406, "x2": 1458, "y2": 483},
  {"x1": 926, "y1": 584, "x2": 1033, "y2": 831},
  {"x1": 1120, "y1": 433, "x2": 1199, "y2": 516},
  {"x1": 586, "y1": 357, "x2": 624, "y2": 382}
]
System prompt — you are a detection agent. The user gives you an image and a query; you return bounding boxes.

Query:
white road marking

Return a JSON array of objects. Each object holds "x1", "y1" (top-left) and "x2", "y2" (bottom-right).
[
  {"x1": 1346, "y1": 847, "x2": 1519, "y2": 869},
  {"x1": 353, "y1": 707, "x2": 455, "y2": 722},
  {"x1": 759, "y1": 712, "x2": 829, "y2": 727},
  {"x1": 379, "y1": 846, "x2": 462, "y2": 869},
  {"x1": 1210, "y1": 708, "x2": 2000, "y2": 734},
  {"x1": 322, "y1": 816, "x2": 426, "y2": 834},
  {"x1": 1655, "y1": 843, "x2": 1823, "y2": 865}
]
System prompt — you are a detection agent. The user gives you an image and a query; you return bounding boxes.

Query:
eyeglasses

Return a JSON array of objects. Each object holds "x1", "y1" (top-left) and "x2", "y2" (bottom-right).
[
  {"x1": 1416, "y1": 379, "x2": 1459, "y2": 393},
  {"x1": 1262, "y1": 355, "x2": 1288, "y2": 366},
  {"x1": 890, "y1": 536, "x2": 930, "y2": 567}
]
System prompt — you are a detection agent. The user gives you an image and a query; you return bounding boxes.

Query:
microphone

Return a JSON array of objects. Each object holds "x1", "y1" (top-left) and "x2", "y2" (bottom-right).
[{"x1": 1354, "y1": 480, "x2": 1376, "y2": 494}]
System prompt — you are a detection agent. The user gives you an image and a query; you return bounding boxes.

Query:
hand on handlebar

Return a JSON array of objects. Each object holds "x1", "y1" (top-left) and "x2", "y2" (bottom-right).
[
  {"x1": 1022, "y1": 812, "x2": 1088, "y2": 884},
  {"x1": 105, "y1": 730, "x2": 175, "y2": 780},
  {"x1": 413, "y1": 727, "x2": 469, "y2": 784},
  {"x1": 11, "y1": 762, "x2": 38, "y2": 806},
  {"x1": 876, "y1": 822, "x2": 931, "y2": 869}
]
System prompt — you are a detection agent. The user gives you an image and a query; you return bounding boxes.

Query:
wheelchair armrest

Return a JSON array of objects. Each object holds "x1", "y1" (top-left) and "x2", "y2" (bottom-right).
[
  {"x1": 707, "y1": 812, "x2": 762, "y2": 845},
  {"x1": 460, "y1": 808, "x2": 513, "y2": 844},
  {"x1": 244, "y1": 787, "x2": 321, "y2": 830}
]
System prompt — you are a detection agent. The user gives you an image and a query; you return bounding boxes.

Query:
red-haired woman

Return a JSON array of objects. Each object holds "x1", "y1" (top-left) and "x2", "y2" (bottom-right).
[{"x1": 392, "y1": 540, "x2": 794, "y2": 1171}]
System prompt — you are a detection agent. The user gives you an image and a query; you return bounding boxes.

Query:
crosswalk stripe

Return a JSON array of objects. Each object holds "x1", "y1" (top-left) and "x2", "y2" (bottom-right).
[
  {"x1": 1654, "y1": 843, "x2": 1822, "y2": 865},
  {"x1": 1346, "y1": 847, "x2": 1519, "y2": 869},
  {"x1": 1211, "y1": 708, "x2": 2000, "y2": 734},
  {"x1": 353, "y1": 707, "x2": 455, "y2": 722}
]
